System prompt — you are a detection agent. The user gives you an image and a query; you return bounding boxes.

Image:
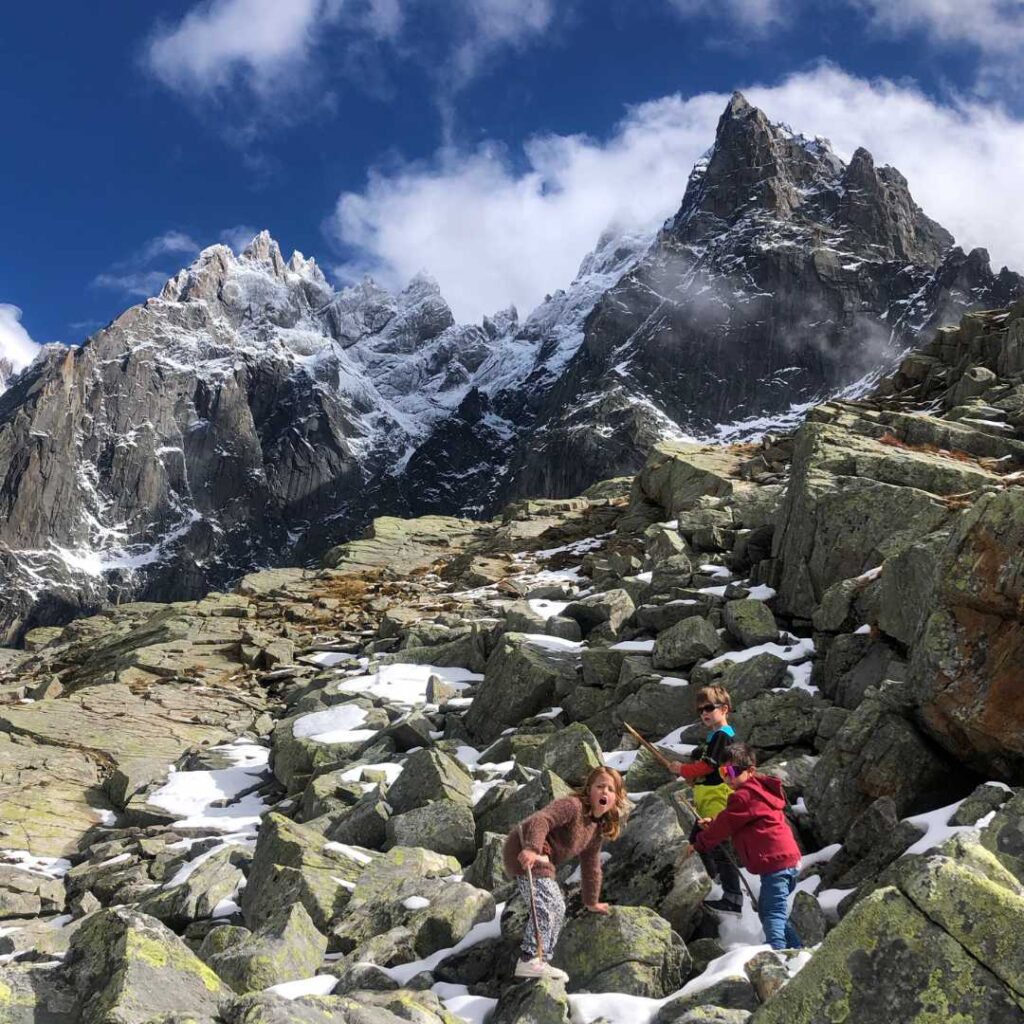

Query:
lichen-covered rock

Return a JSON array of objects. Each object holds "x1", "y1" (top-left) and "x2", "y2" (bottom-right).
[
  {"x1": 271, "y1": 699, "x2": 388, "y2": 792},
  {"x1": 473, "y1": 770, "x2": 573, "y2": 842},
  {"x1": 722, "y1": 600, "x2": 778, "y2": 647},
  {"x1": 728, "y1": 690, "x2": 828, "y2": 752},
  {"x1": 563, "y1": 589, "x2": 636, "y2": 637},
  {"x1": 331, "y1": 847, "x2": 494, "y2": 962},
  {"x1": 748, "y1": 886, "x2": 1024, "y2": 1024},
  {"x1": 241, "y1": 813, "x2": 375, "y2": 932},
  {"x1": 602, "y1": 790, "x2": 708, "y2": 938},
  {"x1": 654, "y1": 1009, "x2": 751, "y2": 1024},
  {"x1": 614, "y1": 680, "x2": 694, "y2": 737},
  {"x1": 385, "y1": 800, "x2": 477, "y2": 864},
  {"x1": 64, "y1": 907, "x2": 225, "y2": 1024},
  {"x1": 384, "y1": 749, "x2": 473, "y2": 814},
  {"x1": 0, "y1": 864, "x2": 66, "y2": 918},
  {"x1": 551, "y1": 905, "x2": 688, "y2": 997},
  {"x1": 972, "y1": 790, "x2": 1024, "y2": 885},
  {"x1": 465, "y1": 634, "x2": 580, "y2": 743},
  {"x1": 221, "y1": 990, "x2": 461, "y2": 1024},
  {"x1": 206, "y1": 904, "x2": 328, "y2": 994},
  {"x1": 772, "y1": 420, "x2": 981, "y2": 619},
  {"x1": 654, "y1": 976, "x2": 759, "y2": 1021},
  {"x1": 137, "y1": 845, "x2": 248, "y2": 928},
  {"x1": 718, "y1": 653, "x2": 789, "y2": 706},
  {"x1": 535, "y1": 723, "x2": 603, "y2": 787},
  {"x1": 891, "y1": 850, "x2": 1024, "y2": 998},
  {"x1": 803, "y1": 683, "x2": 954, "y2": 844},
  {"x1": 788, "y1": 891, "x2": 828, "y2": 946},
  {"x1": 0, "y1": 963, "x2": 77, "y2": 1024},
  {"x1": 653, "y1": 617, "x2": 722, "y2": 670},
  {"x1": 491, "y1": 978, "x2": 571, "y2": 1024}
]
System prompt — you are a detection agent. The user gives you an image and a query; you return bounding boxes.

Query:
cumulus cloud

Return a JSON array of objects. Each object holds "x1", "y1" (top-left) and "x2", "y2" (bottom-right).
[
  {"x1": 330, "y1": 64, "x2": 1024, "y2": 324},
  {"x1": 0, "y1": 305, "x2": 41, "y2": 374},
  {"x1": 145, "y1": 0, "x2": 344, "y2": 96}
]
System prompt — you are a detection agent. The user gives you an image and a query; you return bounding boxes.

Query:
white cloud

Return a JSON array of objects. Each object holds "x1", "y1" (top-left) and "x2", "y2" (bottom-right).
[
  {"x1": 855, "y1": 0, "x2": 1024, "y2": 55},
  {"x1": 145, "y1": 0, "x2": 343, "y2": 95},
  {"x1": 447, "y1": 0, "x2": 556, "y2": 87},
  {"x1": 92, "y1": 271, "x2": 174, "y2": 298},
  {"x1": 0, "y1": 305, "x2": 41, "y2": 374},
  {"x1": 665, "y1": 0, "x2": 788, "y2": 33},
  {"x1": 330, "y1": 65, "x2": 1024, "y2": 324},
  {"x1": 139, "y1": 230, "x2": 200, "y2": 261}
]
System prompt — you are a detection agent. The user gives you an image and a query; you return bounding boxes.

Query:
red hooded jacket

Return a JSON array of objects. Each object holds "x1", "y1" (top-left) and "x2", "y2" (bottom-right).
[{"x1": 693, "y1": 774, "x2": 801, "y2": 875}]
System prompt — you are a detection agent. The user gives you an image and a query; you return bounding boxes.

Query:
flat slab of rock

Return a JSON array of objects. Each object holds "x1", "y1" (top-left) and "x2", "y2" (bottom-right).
[
  {"x1": 0, "y1": 681, "x2": 260, "y2": 809},
  {"x1": 0, "y1": 734, "x2": 113, "y2": 857}
]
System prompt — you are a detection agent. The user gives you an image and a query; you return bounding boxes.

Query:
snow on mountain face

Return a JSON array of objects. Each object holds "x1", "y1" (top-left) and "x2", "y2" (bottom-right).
[
  {"x1": 501, "y1": 93, "x2": 1024, "y2": 499},
  {"x1": 1, "y1": 96, "x2": 1021, "y2": 641}
]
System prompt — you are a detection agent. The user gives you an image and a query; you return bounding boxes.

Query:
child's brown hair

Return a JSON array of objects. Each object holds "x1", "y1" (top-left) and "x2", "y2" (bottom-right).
[
  {"x1": 576, "y1": 766, "x2": 629, "y2": 841},
  {"x1": 694, "y1": 685, "x2": 732, "y2": 712}
]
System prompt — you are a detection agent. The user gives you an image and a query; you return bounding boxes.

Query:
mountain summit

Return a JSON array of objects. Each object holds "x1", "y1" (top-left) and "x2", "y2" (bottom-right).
[{"x1": 0, "y1": 96, "x2": 1020, "y2": 640}]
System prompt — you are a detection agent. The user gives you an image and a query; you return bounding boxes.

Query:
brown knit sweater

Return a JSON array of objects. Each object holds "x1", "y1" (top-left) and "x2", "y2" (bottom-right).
[{"x1": 502, "y1": 796, "x2": 605, "y2": 906}]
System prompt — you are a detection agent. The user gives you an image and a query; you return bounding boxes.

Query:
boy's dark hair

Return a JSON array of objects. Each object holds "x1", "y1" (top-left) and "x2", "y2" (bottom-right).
[{"x1": 724, "y1": 742, "x2": 757, "y2": 770}]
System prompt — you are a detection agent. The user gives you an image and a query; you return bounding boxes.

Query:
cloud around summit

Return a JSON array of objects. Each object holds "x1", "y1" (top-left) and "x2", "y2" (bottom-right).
[{"x1": 329, "y1": 65, "x2": 1024, "y2": 323}]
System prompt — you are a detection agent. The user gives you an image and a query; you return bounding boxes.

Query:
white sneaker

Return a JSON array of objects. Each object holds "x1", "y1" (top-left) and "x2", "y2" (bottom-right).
[{"x1": 514, "y1": 958, "x2": 569, "y2": 982}]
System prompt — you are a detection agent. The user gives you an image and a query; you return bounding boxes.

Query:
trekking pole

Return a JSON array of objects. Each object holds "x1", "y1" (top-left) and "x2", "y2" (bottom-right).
[{"x1": 518, "y1": 824, "x2": 545, "y2": 961}]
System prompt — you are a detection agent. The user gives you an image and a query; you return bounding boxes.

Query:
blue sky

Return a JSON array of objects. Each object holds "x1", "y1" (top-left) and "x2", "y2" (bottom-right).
[{"x1": 3, "y1": 0, "x2": 1024, "y2": 358}]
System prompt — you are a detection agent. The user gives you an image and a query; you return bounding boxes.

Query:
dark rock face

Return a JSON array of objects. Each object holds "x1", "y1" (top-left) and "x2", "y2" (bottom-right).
[
  {"x1": 1, "y1": 94, "x2": 1021, "y2": 638},
  {"x1": 506, "y1": 94, "x2": 1023, "y2": 498}
]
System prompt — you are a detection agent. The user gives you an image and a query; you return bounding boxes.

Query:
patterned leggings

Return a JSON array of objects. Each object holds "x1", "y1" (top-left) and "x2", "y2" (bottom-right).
[{"x1": 516, "y1": 876, "x2": 566, "y2": 961}]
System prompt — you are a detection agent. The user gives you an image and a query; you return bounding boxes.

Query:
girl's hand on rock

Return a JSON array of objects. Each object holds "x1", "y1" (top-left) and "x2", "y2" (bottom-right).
[
  {"x1": 585, "y1": 902, "x2": 610, "y2": 914},
  {"x1": 697, "y1": 817, "x2": 712, "y2": 829}
]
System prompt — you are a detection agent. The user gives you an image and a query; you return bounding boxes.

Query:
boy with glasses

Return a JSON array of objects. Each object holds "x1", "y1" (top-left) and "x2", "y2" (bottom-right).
[
  {"x1": 666, "y1": 686, "x2": 744, "y2": 915},
  {"x1": 686, "y1": 742, "x2": 802, "y2": 950}
]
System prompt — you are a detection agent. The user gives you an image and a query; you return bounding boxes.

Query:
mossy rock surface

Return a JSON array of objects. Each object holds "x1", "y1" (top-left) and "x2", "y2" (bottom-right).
[
  {"x1": 491, "y1": 978, "x2": 571, "y2": 1024},
  {"x1": 64, "y1": 907, "x2": 225, "y2": 1024},
  {"x1": 749, "y1": 887, "x2": 1024, "y2": 1024},
  {"x1": 551, "y1": 905, "x2": 688, "y2": 997},
  {"x1": 206, "y1": 904, "x2": 327, "y2": 994}
]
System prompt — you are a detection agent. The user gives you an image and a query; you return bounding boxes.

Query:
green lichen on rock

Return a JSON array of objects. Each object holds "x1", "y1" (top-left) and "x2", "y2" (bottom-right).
[
  {"x1": 749, "y1": 887, "x2": 1024, "y2": 1024},
  {"x1": 551, "y1": 905, "x2": 688, "y2": 997},
  {"x1": 64, "y1": 908, "x2": 225, "y2": 1024},
  {"x1": 206, "y1": 904, "x2": 327, "y2": 994}
]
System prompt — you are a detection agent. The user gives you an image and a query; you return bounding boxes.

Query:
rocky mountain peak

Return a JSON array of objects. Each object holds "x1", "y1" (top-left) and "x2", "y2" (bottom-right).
[{"x1": 671, "y1": 96, "x2": 844, "y2": 239}]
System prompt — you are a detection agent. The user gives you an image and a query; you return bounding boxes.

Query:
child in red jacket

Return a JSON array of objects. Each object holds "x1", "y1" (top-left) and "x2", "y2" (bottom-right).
[{"x1": 687, "y1": 742, "x2": 803, "y2": 950}]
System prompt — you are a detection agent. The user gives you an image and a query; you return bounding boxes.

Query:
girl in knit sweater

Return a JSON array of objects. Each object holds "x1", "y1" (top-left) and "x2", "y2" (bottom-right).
[{"x1": 503, "y1": 765, "x2": 629, "y2": 981}]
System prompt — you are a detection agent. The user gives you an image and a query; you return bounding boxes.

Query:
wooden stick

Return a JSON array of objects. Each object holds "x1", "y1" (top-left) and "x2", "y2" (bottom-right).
[
  {"x1": 623, "y1": 721, "x2": 680, "y2": 773},
  {"x1": 519, "y1": 824, "x2": 545, "y2": 961}
]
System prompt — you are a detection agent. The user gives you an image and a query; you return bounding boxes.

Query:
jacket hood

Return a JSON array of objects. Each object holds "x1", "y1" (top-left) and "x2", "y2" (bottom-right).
[{"x1": 743, "y1": 774, "x2": 787, "y2": 810}]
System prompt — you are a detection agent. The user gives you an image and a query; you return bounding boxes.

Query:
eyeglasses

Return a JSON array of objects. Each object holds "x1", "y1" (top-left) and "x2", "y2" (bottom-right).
[
  {"x1": 697, "y1": 703, "x2": 725, "y2": 714},
  {"x1": 718, "y1": 765, "x2": 748, "y2": 781}
]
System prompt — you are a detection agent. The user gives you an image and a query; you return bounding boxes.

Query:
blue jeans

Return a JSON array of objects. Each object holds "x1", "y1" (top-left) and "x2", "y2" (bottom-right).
[{"x1": 758, "y1": 867, "x2": 802, "y2": 950}]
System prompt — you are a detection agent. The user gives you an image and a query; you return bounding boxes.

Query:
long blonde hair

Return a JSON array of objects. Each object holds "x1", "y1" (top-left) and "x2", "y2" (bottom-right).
[{"x1": 576, "y1": 765, "x2": 629, "y2": 841}]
